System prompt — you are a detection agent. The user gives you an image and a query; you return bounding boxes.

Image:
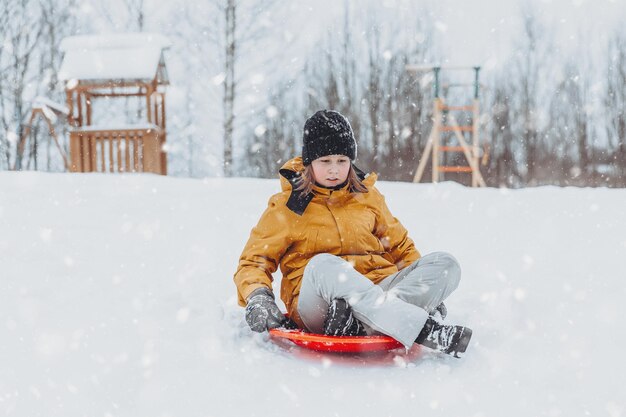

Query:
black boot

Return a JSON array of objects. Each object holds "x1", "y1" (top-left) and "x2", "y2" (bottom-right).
[
  {"x1": 432, "y1": 302, "x2": 447, "y2": 320},
  {"x1": 416, "y1": 317, "x2": 472, "y2": 358},
  {"x1": 323, "y1": 299, "x2": 367, "y2": 336}
]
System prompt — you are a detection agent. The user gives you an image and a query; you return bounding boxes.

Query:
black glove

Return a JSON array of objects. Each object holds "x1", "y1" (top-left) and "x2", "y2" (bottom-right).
[{"x1": 245, "y1": 287, "x2": 286, "y2": 332}]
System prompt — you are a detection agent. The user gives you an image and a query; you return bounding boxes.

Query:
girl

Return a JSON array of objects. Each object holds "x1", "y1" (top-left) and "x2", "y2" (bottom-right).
[{"x1": 234, "y1": 110, "x2": 472, "y2": 357}]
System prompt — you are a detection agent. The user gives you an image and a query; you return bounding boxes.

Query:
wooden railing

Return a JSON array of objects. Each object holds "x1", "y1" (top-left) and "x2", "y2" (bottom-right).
[{"x1": 69, "y1": 125, "x2": 167, "y2": 174}]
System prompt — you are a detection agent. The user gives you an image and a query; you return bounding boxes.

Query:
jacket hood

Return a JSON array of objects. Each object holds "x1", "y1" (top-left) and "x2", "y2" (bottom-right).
[{"x1": 278, "y1": 156, "x2": 376, "y2": 215}]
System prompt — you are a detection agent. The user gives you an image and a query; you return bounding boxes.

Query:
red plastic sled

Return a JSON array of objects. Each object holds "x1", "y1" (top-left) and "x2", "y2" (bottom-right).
[{"x1": 269, "y1": 328, "x2": 403, "y2": 353}]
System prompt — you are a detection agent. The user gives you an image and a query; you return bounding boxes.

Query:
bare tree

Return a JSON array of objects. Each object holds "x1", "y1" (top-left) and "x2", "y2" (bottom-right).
[
  {"x1": 364, "y1": 23, "x2": 383, "y2": 171},
  {"x1": 606, "y1": 30, "x2": 626, "y2": 185},
  {"x1": 245, "y1": 85, "x2": 300, "y2": 178},
  {"x1": 92, "y1": 0, "x2": 146, "y2": 31},
  {"x1": 486, "y1": 75, "x2": 521, "y2": 187},
  {"x1": 206, "y1": 0, "x2": 283, "y2": 176},
  {"x1": 123, "y1": 0, "x2": 146, "y2": 31},
  {"x1": 338, "y1": 0, "x2": 359, "y2": 127},
  {"x1": 221, "y1": 0, "x2": 236, "y2": 176},
  {"x1": 546, "y1": 66, "x2": 576, "y2": 183},
  {"x1": 0, "y1": 0, "x2": 44, "y2": 170},
  {"x1": 0, "y1": 2, "x2": 11, "y2": 170},
  {"x1": 545, "y1": 60, "x2": 594, "y2": 185},
  {"x1": 37, "y1": 0, "x2": 77, "y2": 171},
  {"x1": 163, "y1": 1, "x2": 222, "y2": 177},
  {"x1": 513, "y1": 6, "x2": 544, "y2": 183},
  {"x1": 10, "y1": 0, "x2": 82, "y2": 171}
]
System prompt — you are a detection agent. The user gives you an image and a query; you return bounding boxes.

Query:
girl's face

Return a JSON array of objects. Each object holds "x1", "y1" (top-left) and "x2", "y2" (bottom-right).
[{"x1": 311, "y1": 154, "x2": 351, "y2": 187}]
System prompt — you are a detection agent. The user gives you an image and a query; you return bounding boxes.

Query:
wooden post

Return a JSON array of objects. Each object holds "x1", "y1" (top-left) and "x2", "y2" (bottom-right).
[
  {"x1": 115, "y1": 134, "x2": 121, "y2": 172},
  {"x1": 13, "y1": 111, "x2": 37, "y2": 170},
  {"x1": 133, "y1": 133, "x2": 140, "y2": 172},
  {"x1": 45, "y1": 119, "x2": 70, "y2": 171},
  {"x1": 99, "y1": 136, "x2": 105, "y2": 172},
  {"x1": 472, "y1": 99, "x2": 480, "y2": 187},
  {"x1": 86, "y1": 93, "x2": 92, "y2": 126},
  {"x1": 153, "y1": 92, "x2": 159, "y2": 127},
  {"x1": 432, "y1": 98, "x2": 442, "y2": 183},
  {"x1": 124, "y1": 135, "x2": 131, "y2": 172},
  {"x1": 159, "y1": 130, "x2": 166, "y2": 175},
  {"x1": 66, "y1": 89, "x2": 75, "y2": 127},
  {"x1": 80, "y1": 132, "x2": 90, "y2": 171},
  {"x1": 142, "y1": 129, "x2": 160, "y2": 174},
  {"x1": 161, "y1": 93, "x2": 166, "y2": 130},
  {"x1": 89, "y1": 132, "x2": 97, "y2": 172},
  {"x1": 77, "y1": 90, "x2": 83, "y2": 127},
  {"x1": 145, "y1": 84, "x2": 153, "y2": 123},
  {"x1": 413, "y1": 128, "x2": 435, "y2": 183}
]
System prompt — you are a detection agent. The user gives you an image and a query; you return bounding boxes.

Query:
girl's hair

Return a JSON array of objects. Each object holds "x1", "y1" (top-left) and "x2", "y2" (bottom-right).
[{"x1": 295, "y1": 164, "x2": 368, "y2": 195}]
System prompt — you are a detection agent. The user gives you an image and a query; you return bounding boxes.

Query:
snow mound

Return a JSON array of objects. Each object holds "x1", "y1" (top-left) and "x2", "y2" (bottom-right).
[{"x1": 1, "y1": 171, "x2": 624, "y2": 417}]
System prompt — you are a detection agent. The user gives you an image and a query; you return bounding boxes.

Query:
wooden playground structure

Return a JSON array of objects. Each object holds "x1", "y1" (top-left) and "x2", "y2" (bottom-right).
[
  {"x1": 406, "y1": 65, "x2": 488, "y2": 187},
  {"x1": 15, "y1": 33, "x2": 170, "y2": 175}
]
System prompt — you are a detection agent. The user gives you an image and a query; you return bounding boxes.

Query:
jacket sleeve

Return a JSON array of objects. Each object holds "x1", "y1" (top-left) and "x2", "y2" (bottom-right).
[
  {"x1": 371, "y1": 187, "x2": 421, "y2": 270},
  {"x1": 234, "y1": 195, "x2": 292, "y2": 306}
]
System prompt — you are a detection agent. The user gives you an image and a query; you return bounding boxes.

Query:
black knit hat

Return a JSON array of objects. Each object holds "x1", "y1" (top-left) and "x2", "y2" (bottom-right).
[{"x1": 302, "y1": 110, "x2": 357, "y2": 166}]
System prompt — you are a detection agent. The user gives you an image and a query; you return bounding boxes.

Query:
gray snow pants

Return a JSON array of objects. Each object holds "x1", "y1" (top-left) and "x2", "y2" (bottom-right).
[{"x1": 297, "y1": 252, "x2": 461, "y2": 348}]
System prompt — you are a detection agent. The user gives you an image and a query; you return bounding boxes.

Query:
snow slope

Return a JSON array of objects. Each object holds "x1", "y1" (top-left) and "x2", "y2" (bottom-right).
[{"x1": 1, "y1": 171, "x2": 625, "y2": 417}]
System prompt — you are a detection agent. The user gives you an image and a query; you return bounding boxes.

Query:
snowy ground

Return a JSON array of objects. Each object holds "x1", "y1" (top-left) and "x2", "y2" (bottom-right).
[{"x1": 1, "y1": 171, "x2": 625, "y2": 417}]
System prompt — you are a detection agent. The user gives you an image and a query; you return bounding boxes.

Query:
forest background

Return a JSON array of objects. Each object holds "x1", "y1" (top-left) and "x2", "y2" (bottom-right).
[{"x1": 1, "y1": 0, "x2": 625, "y2": 187}]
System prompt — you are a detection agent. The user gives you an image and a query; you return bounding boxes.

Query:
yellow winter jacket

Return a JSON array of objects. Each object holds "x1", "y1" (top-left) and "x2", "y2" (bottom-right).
[{"x1": 233, "y1": 157, "x2": 421, "y2": 327}]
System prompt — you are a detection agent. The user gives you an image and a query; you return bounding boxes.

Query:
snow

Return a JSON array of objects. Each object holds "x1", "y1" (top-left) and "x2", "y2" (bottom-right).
[
  {"x1": 59, "y1": 48, "x2": 162, "y2": 82},
  {"x1": 33, "y1": 97, "x2": 70, "y2": 115},
  {"x1": 59, "y1": 33, "x2": 171, "y2": 51},
  {"x1": 58, "y1": 33, "x2": 170, "y2": 82},
  {"x1": 37, "y1": 105, "x2": 58, "y2": 124},
  {"x1": 72, "y1": 123, "x2": 161, "y2": 132},
  {"x1": 1, "y1": 172, "x2": 625, "y2": 417}
]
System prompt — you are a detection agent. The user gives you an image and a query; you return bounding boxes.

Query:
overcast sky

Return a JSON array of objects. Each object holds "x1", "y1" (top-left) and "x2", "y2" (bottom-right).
[
  {"x1": 293, "y1": 0, "x2": 626, "y2": 71},
  {"x1": 433, "y1": 0, "x2": 625, "y2": 67}
]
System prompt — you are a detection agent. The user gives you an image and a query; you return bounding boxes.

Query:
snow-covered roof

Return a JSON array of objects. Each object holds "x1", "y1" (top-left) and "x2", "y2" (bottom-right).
[{"x1": 58, "y1": 33, "x2": 170, "y2": 84}]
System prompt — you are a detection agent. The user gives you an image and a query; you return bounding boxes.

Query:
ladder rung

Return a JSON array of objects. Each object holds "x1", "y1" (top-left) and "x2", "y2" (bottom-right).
[
  {"x1": 440, "y1": 146, "x2": 466, "y2": 152},
  {"x1": 437, "y1": 166, "x2": 474, "y2": 173},
  {"x1": 441, "y1": 105, "x2": 474, "y2": 111},
  {"x1": 440, "y1": 126, "x2": 473, "y2": 132}
]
